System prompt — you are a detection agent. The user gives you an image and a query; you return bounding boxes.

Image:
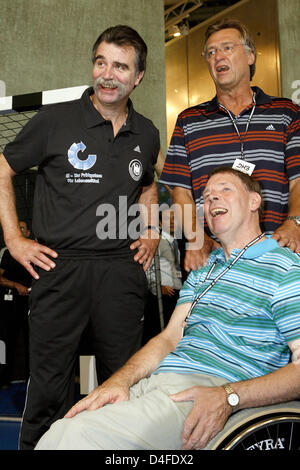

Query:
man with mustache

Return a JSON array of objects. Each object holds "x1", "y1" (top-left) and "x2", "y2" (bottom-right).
[
  {"x1": 160, "y1": 18, "x2": 300, "y2": 272},
  {"x1": 35, "y1": 167, "x2": 300, "y2": 450},
  {"x1": 0, "y1": 25, "x2": 161, "y2": 449}
]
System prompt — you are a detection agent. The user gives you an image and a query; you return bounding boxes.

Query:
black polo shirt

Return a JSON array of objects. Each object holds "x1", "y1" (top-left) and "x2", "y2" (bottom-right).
[{"x1": 4, "y1": 88, "x2": 160, "y2": 252}]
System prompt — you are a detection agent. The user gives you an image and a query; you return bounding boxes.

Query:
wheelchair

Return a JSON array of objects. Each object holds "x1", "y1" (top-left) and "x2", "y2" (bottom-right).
[{"x1": 207, "y1": 402, "x2": 300, "y2": 450}]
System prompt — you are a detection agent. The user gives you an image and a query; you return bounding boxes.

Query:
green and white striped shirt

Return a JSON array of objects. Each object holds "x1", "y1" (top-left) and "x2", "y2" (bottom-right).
[{"x1": 154, "y1": 237, "x2": 300, "y2": 382}]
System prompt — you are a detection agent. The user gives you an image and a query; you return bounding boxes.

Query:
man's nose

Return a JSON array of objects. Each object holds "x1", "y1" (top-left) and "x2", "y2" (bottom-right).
[
  {"x1": 209, "y1": 191, "x2": 220, "y2": 202},
  {"x1": 102, "y1": 64, "x2": 114, "y2": 79},
  {"x1": 214, "y1": 47, "x2": 227, "y2": 61}
]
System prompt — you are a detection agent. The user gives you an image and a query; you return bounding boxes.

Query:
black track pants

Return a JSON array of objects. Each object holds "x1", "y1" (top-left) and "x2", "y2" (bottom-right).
[{"x1": 19, "y1": 254, "x2": 148, "y2": 450}]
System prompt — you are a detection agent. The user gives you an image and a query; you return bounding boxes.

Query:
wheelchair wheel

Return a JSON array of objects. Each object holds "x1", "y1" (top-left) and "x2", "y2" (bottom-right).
[{"x1": 214, "y1": 412, "x2": 300, "y2": 450}]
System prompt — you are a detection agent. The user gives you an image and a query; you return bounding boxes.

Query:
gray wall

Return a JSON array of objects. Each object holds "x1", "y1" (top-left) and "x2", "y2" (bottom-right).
[
  {"x1": 0, "y1": 0, "x2": 166, "y2": 149},
  {"x1": 277, "y1": 0, "x2": 300, "y2": 102}
]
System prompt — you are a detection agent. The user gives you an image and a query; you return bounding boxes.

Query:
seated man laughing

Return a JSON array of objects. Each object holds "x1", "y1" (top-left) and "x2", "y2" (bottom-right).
[{"x1": 35, "y1": 167, "x2": 300, "y2": 450}]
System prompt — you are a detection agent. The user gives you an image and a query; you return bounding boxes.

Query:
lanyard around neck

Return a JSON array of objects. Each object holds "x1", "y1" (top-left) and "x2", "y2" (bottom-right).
[
  {"x1": 219, "y1": 92, "x2": 256, "y2": 160},
  {"x1": 186, "y1": 232, "x2": 265, "y2": 319}
]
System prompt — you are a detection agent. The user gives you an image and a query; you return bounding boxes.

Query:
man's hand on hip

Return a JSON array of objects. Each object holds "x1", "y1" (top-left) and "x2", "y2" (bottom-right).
[
  {"x1": 6, "y1": 236, "x2": 58, "y2": 279},
  {"x1": 130, "y1": 228, "x2": 160, "y2": 271}
]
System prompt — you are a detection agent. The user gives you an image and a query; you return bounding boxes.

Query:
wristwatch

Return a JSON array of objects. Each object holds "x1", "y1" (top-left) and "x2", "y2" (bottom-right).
[
  {"x1": 287, "y1": 216, "x2": 300, "y2": 227},
  {"x1": 223, "y1": 383, "x2": 240, "y2": 411}
]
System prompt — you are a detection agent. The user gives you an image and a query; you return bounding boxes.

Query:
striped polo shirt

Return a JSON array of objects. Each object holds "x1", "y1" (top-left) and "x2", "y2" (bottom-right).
[
  {"x1": 160, "y1": 87, "x2": 300, "y2": 234},
  {"x1": 154, "y1": 237, "x2": 300, "y2": 382}
]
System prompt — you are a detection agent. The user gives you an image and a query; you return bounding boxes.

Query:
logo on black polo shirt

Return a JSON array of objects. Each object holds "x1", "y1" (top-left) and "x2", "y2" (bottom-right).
[
  {"x1": 129, "y1": 159, "x2": 143, "y2": 181},
  {"x1": 67, "y1": 141, "x2": 97, "y2": 170}
]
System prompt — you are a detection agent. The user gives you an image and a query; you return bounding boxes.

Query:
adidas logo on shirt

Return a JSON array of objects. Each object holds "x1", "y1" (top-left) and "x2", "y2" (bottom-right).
[
  {"x1": 134, "y1": 145, "x2": 141, "y2": 153},
  {"x1": 266, "y1": 124, "x2": 276, "y2": 130}
]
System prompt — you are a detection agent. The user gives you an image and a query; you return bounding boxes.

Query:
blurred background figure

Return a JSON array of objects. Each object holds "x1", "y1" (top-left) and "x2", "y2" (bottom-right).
[
  {"x1": 0, "y1": 221, "x2": 32, "y2": 389},
  {"x1": 143, "y1": 209, "x2": 183, "y2": 344}
]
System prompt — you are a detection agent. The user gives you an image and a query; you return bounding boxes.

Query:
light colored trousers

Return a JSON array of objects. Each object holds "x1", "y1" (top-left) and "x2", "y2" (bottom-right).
[{"x1": 34, "y1": 372, "x2": 299, "y2": 450}]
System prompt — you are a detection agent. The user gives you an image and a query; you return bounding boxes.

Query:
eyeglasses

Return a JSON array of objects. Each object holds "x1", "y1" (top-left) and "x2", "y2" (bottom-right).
[{"x1": 203, "y1": 43, "x2": 248, "y2": 61}]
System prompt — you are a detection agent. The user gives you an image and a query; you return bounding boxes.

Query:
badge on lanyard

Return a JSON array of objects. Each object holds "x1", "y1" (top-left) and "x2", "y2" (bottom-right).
[
  {"x1": 232, "y1": 158, "x2": 255, "y2": 176},
  {"x1": 220, "y1": 92, "x2": 257, "y2": 177},
  {"x1": 4, "y1": 289, "x2": 13, "y2": 301}
]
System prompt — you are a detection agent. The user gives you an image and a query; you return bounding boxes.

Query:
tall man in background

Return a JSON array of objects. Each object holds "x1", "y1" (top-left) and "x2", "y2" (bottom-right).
[
  {"x1": 0, "y1": 25, "x2": 160, "y2": 449},
  {"x1": 160, "y1": 18, "x2": 300, "y2": 271}
]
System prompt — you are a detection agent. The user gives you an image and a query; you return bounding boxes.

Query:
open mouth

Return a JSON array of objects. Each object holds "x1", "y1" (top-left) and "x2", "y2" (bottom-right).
[
  {"x1": 216, "y1": 65, "x2": 229, "y2": 73},
  {"x1": 211, "y1": 208, "x2": 228, "y2": 217},
  {"x1": 100, "y1": 84, "x2": 118, "y2": 90}
]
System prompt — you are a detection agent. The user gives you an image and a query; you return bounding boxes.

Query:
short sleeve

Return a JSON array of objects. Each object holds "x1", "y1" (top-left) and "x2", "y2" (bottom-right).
[
  {"x1": 285, "y1": 102, "x2": 300, "y2": 181},
  {"x1": 159, "y1": 115, "x2": 192, "y2": 189},
  {"x1": 177, "y1": 269, "x2": 198, "y2": 305},
  {"x1": 141, "y1": 127, "x2": 160, "y2": 187},
  {"x1": 272, "y1": 261, "x2": 300, "y2": 342},
  {"x1": 3, "y1": 107, "x2": 49, "y2": 173}
]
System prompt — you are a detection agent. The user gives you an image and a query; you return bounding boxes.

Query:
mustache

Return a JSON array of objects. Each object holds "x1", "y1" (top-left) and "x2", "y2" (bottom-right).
[{"x1": 93, "y1": 77, "x2": 122, "y2": 89}]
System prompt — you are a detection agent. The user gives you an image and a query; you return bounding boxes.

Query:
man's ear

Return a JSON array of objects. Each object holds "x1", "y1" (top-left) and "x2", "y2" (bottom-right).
[
  {"x1": 247, "y1": 50, "x2": 255, "y2": 67},
  {"x1": 134, "y1": 70, "x2": 145, "y2": 87},
  {"x1": 250, "y1": 192, "x2": 262, "y2": 212}
]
